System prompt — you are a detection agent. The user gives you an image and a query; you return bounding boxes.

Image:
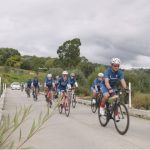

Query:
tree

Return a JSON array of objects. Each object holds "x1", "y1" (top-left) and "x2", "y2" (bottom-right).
[
  {"x1": 0, "y1": 48, "x2": 21, "y2": 65},
  {"x1": 6, "y1": 55, "x2": 21, "y2": 68},
  {"x1": 57, "y1": 38, "x2": 81, "y2": 68},
  {"x1": 45, "y1": 59, "x2": 54, "y2": 69}
]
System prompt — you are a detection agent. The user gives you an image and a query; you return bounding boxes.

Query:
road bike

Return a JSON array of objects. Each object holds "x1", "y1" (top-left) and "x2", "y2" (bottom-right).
[
  {"x1": 58, "y1": 90, "x2": 71, "y2": 117},
  {"x1": 98, "y1": 89, "x2": 130, "y2": 135},
  {"x1": 45, "y1": 88, "x2": 53, "y2": 108},
  {"x1": 32, "y1": 87, "x2": 39, "y2": 101},
  {"x1": 25, "y1": 87, "x2": 31, "y2": 98}
]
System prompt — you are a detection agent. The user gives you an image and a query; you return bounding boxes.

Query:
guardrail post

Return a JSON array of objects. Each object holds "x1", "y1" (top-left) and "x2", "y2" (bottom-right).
[
  {"x1": 0, "y1": 77, "x2": 1, "y2": 96},
  {"x1": 129, "y1": 82, "x2": 132, "y2": 108}
]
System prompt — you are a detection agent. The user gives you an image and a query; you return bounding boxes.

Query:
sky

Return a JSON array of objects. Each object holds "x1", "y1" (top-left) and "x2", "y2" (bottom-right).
[{"x1": 0, "y1": 0, "x2": 150, "y2": 68}]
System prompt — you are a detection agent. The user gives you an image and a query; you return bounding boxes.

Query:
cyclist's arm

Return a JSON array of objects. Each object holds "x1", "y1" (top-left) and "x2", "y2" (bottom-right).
[
  {"x1": 105, "y1": 78, "x2": 111, "y2": 89},
  {"x1": 75, "y1": 81, "x2": 78, "y2": 88},
  {"x1": 94, "y1": 85, "x2": 98, "y2": 92},
  {"x1": 120, "y1": 79, "x2": 127, "y2": 89}
]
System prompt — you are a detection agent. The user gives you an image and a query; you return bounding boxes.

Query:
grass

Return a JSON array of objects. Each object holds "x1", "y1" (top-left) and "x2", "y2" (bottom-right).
[{"x1": 132, "y1": 92, "x2": 150, "y2": 110}]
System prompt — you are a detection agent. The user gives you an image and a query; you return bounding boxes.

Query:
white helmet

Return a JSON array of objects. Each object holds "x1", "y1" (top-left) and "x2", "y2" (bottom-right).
[
  {"x1": 111, "y1": 58, "x2": 121, "y2": 65},
  {"x1": 62, "y1": 71, "x2": 68, "y2": 75},
  {"x1": 71, "y1": 73, "x2": 75, "y2": 76},
  {"x1": 47, "y1": 74, "x2": 52, "y2": 78},
  {"x1": 56, "y1": 75, "x2": 59, "y2": 79},
  {"x1": 98, "y1": 73, "x2": 104, "y2": 77}
]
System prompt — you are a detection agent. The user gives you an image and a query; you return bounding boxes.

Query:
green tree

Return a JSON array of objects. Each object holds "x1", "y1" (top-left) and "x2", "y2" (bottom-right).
[
  {"x1": 6, "y1": 55, "x2": 21, "y2": 68},
  {"x1": 57, "y1": 38, "x2": 81, "y2": 68},
  {"x1": 45, "y1": 59, "x2": 54, "y2": 69},
  {"x1": 0, "y1": 48, "x2": 21, "y2": 65}
]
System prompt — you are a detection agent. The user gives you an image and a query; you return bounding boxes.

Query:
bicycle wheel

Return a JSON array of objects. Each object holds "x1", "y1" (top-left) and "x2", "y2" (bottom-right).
[
  {"x1": 58, "y1": 104, "x2": 63, "y2": 114},
  {"x1": 114, "y1": 103, "x2": 130, "y2": 135},
  {"x1": 98, "y1": 104, "x2": 109, "y2": 127},
  {"x1": 65, "y1": 100, "x2": 70, "y2": 117},
  {"x1": 72, "y1": 94, "x2": 76, "y2": 108},
  {"x1": 91, "y1": 98, "x2": 97, "y2": 113}
]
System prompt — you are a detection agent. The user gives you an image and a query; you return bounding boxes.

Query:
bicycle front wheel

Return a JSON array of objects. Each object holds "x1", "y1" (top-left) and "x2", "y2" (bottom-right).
[
  {"x1": 91, "y1": 99, "x2": 97, "y2": 113},
  {"x1": 98, "y1": 106, "x2": 109, "y2": 127},
  {"x1": 72, "y1": 94, "x2": 76, "y2": 108},
  {"x1": 114, "y1": 103, "x2": 130, "y2": 135},
  {"x1": 58, "y1": 104, "x2": 63, "y2": 114},
  {"x1": 65, "y1": 101, "x2": 70, "y2": 117}
]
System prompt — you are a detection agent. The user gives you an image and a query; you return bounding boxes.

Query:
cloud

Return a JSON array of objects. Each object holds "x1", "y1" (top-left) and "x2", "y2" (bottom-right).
[{"x1": 0, "y1": 0, "x2": 150, "y2": 68}]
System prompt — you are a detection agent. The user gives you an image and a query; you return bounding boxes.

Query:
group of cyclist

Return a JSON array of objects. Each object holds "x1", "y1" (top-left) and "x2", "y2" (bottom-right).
[
  {"x1": 24, "y1": 57, "x2": 128, "y2": 120},
  {"x1": 24, "y1": 71, "x2": 78, "y2": 105},
  {"x1": 91, "y1": 57, "x2": 128, "y2": 121}
]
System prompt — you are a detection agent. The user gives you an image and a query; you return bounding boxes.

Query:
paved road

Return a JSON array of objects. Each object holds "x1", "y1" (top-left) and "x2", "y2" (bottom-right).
[{"x1": 3, "y1": 89, "x2": 150, "y2": 149}]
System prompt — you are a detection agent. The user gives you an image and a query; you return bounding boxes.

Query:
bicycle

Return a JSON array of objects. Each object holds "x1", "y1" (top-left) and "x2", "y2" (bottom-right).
[
  {"x1": 98, "y1": 89, "x2": 130, "y2": 135},
  {"x1": 32, "y1": 87, "x2": 38, "y2": 101},
  {"x1": 45, "y1": 88, "x2": 53, "y2": 108},
  {"x1": 25, "y1": 87, "x2": 31, "y2": 98},
  {"x1": 58, "y1": 90, "x2": 71, "y2": 117},
  {"x1": 91, "y1": 91, "x2": 102, "y2": 113}
]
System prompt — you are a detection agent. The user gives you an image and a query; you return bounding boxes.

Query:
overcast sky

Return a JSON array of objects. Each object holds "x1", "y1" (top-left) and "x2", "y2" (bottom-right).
[{"x1": 0, "y1": 0, "x2": 150, "y2": 68}]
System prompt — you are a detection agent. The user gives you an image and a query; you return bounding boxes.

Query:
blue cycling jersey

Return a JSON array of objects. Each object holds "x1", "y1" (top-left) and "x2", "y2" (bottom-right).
[
  {"x1": 33, "y1": 79, "x2": 39, "y2": 87},
  {"x1": 27, "y1": 79, "x2": 32, "y2": 88},
  {"x1": 104, "y1": 67, "x2": 124, "y2": 87},
  {"x1": 91, "y1": 78, "x2": 103, "y2": 91},
  {"x1": 69, "y1": 77, "x2": 76, "y2": 87},
  {"x1": 58, "y1": 77, "x2": 70, "y2": 91},
  {"x1": 45, "y1": 78, "x2": 53, "y2": 89}
]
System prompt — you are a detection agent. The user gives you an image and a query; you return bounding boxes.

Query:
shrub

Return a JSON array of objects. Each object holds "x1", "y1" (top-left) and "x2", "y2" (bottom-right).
[{"x1": 132, "y1": 92, "x2": 150, "y2": 110}]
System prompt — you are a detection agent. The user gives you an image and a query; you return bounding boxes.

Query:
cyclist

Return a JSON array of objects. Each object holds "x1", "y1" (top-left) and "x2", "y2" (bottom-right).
[
  {"x1": 91, "y1": 73, "x2": 104, "y2": 98},
  {"x1": 31, "y1": 76, "x2": 40, "y2": 99},
  {"x1": 44, "y1": 74, "x2": 55, "y2": 102},
  {"x1": 20, "y1": 82, "x2": 24, "y2": 91},
  {"x1": 54, "y1": 75, "x2": 60, "y2": 98},
  {"x1": 69, "y1": 73, "x2": 78, "y2": 88},
  {"x1": 99, "y1": 58, "x2": 127, "y2": 121},
  {"x1": 25, "y1": 79, "x2": 32, "y2": 97},
  {"x1": 58, "y1": 71, "x2": 71, "y2": 106}
]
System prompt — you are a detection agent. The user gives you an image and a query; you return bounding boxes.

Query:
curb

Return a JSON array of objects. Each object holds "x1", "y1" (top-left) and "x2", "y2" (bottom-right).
[
  {"x1": 0, "y1": 89, "x2": 7, "y2": 122},
  {"x1": 77, "y1": 98, "x2": 150, "y2": 120}
]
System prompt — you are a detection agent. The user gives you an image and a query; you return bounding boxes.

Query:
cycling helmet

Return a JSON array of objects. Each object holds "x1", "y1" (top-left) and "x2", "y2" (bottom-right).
[
  {"x1": 71, "y1": 73, "x2": 75, "y2": 76},
  {"x1": 97, "y1": 73, "x2": 104, "y2": 77},
  {"x1": 56, "y1": 75, "x2": 59, "y2": 79},
  {"x1": 62, "y1": 71, "x2": 68, "y2": 75},
  {"x1": 47, "y1": 74, "x2": 52, "y2": 78},
  {"x1": 111, "y1": 58, "x2": 121, "y2": 65}
]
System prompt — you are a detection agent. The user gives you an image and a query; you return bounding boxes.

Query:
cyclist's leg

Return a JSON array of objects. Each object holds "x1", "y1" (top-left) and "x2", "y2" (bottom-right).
[{"x1": 99, "y1": 85, "x2": 110, "y2": 115}]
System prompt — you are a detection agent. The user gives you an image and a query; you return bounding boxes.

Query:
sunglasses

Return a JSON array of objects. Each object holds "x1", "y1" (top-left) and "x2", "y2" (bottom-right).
[{"x1": 113, "y1": 64, "x2": 120, "y2": 67}]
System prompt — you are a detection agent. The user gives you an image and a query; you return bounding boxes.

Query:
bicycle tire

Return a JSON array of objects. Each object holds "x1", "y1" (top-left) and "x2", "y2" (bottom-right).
[
  {"x1": 98, "y1": 105, "x2": 109, "y2": 127},
  {"x1": 91, "y1": 99, "x2": 97, "y2": 113},
  {"x1": 65, "y1": 97, "x2": 71, "y2": 117},
  {"x1": 114, "y1": 103, "x2": 130, "y2": 135},
  {"x1": 72, "y1": 94, "x2": 76, "y2": 108},
  {"x1": 58, "y1": 104, "x2": 63, "y2": 114}
]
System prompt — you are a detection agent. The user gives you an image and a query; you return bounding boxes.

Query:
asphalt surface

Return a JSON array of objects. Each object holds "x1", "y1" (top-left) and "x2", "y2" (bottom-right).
[{"x1": 3, "y1": 89, "x2": 150, "y2": 149}]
